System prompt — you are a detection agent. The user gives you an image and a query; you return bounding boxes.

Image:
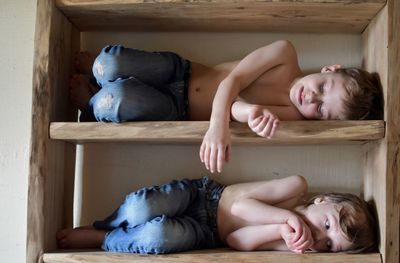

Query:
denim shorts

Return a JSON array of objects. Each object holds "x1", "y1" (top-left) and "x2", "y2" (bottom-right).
[
  {"x1": 93, "y1": 177, "x2": 225, "y2": 254},
  {"x1": 80, "y1": 45, "x2": 191, "y2": 122}
]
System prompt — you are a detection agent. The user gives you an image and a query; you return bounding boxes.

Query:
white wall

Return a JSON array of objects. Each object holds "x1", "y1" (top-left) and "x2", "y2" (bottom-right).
[
  {"x1": 0, "y1": 0, "x2": 35, "y2": 262},
  {"x1": 76, "y1": 33, "x2": 363, "y2": 226}
]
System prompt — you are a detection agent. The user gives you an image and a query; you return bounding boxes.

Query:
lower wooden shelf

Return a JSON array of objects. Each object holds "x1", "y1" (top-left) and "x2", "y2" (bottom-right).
[
  {"x1": 42, "y1": 249, "x2": 382, "y2": 263},
  {"x1": 49, "y1": 120, "x2": 384, "y2": 144}
]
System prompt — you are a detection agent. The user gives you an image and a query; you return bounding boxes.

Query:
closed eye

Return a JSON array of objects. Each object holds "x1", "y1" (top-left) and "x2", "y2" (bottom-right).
[{"x1": 319, "y1": 82, "x2": 325, "y2": 93}]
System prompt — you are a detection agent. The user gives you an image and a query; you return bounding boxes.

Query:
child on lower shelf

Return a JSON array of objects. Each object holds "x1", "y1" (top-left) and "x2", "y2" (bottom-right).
[
  {"x1": 57, "y1": 175, "x2": 377, "y2": 254},
  {"x1": 70, "y1": 40, "x2": 383, "y2": 173}
]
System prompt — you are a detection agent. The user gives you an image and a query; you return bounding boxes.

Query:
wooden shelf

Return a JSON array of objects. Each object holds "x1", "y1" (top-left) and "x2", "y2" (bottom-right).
[
  {"x1": 55, "y1": 0, "x2": 385, "y2": 33},
  {"x1": 49, "y1": 120, "x2": 384, "y2": 144},
  {"x1": 42, "y1": 249, "x2": 382, "y2": 263}
]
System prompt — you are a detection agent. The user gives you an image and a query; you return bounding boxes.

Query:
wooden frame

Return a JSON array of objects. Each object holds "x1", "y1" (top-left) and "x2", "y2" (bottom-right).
[{"x1": 27, "y1": 1, "x2": 398, "y2": 263}]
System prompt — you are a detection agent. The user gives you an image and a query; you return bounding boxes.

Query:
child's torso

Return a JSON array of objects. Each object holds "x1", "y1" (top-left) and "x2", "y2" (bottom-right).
[
  {"x1": 188, "y1": 60, "x2": 303, "y2": 120},
  {"x1": 216, "y1": 184, "x2": 300, "y2": 244}
]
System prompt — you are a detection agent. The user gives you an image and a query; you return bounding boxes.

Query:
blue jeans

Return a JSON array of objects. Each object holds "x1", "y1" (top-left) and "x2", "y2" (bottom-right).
[
  {"x1": 93, "y1": 177, "x2": 225, "y2": 254},
  {"x1": 80, "y1": 45, "x2": 191, "y2": 122}
]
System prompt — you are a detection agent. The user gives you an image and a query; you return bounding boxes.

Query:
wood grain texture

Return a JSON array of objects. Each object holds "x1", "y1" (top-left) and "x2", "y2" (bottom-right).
[
  {"x1": 385, "y1": 0, "x2": 400, "y2": 262},
  {"x1": 55, "y1": 0, "x2": 385, "y2": 33},
  {"x1": 27, "y1": 0, "x2": 77, "y2": 262},
  {"x1": 49, "y1": 121, "x2": 384, "y2": 144},
  {"x1": 362, "y1": 1, "x2": 399, "y2": 262},
  {"x1": 42, "y1": 249, "x2": 381, "y2": 263},
  {"x1": 362, "y1": 4, "x2": 388, "y2": 262}
]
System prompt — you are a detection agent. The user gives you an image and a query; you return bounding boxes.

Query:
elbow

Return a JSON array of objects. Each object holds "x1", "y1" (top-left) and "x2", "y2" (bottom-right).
[
  {"x1": 226, "y1": 235, "x2": 253, "y2": 251},
  {"x1": 230, "y1": 200, "x2": 246, "y2": 217},
  {"x1": 274, "y1": 39, "x2": 296, "y2": 57}
]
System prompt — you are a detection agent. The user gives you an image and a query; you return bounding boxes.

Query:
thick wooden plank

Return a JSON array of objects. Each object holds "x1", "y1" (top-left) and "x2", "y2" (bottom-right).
[
  {"x1": 362, "y1": 4, "x2": 388, "y2": 262},
  {"x1": 27, "y1": 0, "x2": 77, "y2": 262},
  {"x1": 362, "y1": 1, "x2": 400, "y2": 263},
  {"x1": 55, "y1": 0, "x2": 385, "y2": 33},
  {"x1": 42, "y1": 249, "x2": 382, "y2": 263},
  {"x1": 49, "y1": 121, "x2": 384, "y2": 144},
  {"x1": 384, "y1": 1, "x2": 400, "y2": 262}
]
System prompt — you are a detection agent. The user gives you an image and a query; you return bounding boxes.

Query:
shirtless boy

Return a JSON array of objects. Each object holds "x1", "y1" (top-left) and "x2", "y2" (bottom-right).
[
  {"x1": 70, "y1": 40, "x2": 383, "y2": 173},
  {"x1": 57, "y1": 175, "x2": 377, "y2": 254}
]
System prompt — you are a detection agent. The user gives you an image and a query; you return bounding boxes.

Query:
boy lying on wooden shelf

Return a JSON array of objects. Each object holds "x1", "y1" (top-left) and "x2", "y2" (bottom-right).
[
  {"x1": 70, "y1": 40, "x2": 383, "y2": 173},
  {"x1": 57, "y1": 175, "x2": 377, "y2": 254}
]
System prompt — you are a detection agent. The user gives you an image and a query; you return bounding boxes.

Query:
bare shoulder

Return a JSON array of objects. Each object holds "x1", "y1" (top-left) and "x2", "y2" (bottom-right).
[{"x1": 261, "y1": 40, "x2": 298, "y2": 61}]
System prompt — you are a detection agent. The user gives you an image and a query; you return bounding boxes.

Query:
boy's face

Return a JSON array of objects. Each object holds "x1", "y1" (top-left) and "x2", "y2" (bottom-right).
[
  {"x1": 289, "y1": 71, "x2": 348, "y2": 120},
  {"x1": 299, "y1": 198, "x2": 353, "y2": 252}
]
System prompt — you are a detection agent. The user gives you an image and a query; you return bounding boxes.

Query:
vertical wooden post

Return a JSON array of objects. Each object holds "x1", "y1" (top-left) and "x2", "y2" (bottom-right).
[
  {"x1": 363, "y1": 1, "x2": 399, "y2": 262},
  {"x1": 27, "y1": 0, "x2": 78, "y2": 262}
]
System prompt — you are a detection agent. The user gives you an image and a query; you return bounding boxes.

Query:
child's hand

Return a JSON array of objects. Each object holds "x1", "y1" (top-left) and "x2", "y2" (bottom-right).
[
  {"x1": 247, "y1": 106, "x2": 279, "y2": 139},
  {"x1": 200, "y1": 125, "x2": 231, "y2": 173},
  {"x1": 282, "y1": 216, "x2": 314, "y2": 253}
]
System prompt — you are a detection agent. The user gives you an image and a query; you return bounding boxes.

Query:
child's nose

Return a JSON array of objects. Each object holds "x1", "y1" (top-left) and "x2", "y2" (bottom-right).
[{"x1": 305, "y1": 91, "x2": 318, "y2": 103}]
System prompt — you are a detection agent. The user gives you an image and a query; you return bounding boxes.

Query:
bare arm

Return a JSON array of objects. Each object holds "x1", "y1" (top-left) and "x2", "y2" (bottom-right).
[
  {"x1": 226, "y1": 224, "x2": 284, "y2": 251},
  {"x1": 231, "y1": 100, "x2": 303, "y2": 123},
  {"x1": 228, "y1": 176, "x2": 313, "y2": 252},
  {"x1": 200, "y1": 40, "x2": 296, "y2": 173}
]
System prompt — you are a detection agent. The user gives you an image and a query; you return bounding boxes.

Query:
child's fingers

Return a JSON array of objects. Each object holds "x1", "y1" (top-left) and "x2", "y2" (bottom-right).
[
  {"x1": 269, "y1": 119, "x2": 279, "y2": 138},
  {"x1": 217, "y1": 145, "x2": 226, "y2": 173},
  {"x1": 255, "y1": 116, "x2": 269, "y2": 132},
  {"x1": 248, "y1": 115, "x2": 263, "y2": 128},
  {"x1": 199, "y1": 143, "x2": 205, "y2": 163},
  {"x1": 260, "y1": 118, "x2": 274, "y2": 138},
  {"x1": 293, "y1": 226, "x2": 308, "y2": 247},
  {"x1": 210, "y1": 147, "x2": 218, "y2": 173},
  {"x1": 204, "y1": 146, "x2": 211, "y2": 171},
  {"x1": 293, "y1": 227, "x2": 313, "y2": 251}
]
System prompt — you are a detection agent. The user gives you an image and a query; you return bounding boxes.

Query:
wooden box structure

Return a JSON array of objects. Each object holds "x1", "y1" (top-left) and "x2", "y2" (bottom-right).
[{"x1": 27, "y1": 1, "x2": 399, "y2": 262}]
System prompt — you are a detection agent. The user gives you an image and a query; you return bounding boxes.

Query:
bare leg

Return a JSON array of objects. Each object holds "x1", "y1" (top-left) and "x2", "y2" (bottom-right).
[
  {"x1": 75, "y1": 51, "x2": 96, "y2": 75},
  {"x1": 56, "y1": 226, "x2": 107, "y2": 249},
  {"x1": 69, "y1": 74, "x2": 99, "y2": 110}
]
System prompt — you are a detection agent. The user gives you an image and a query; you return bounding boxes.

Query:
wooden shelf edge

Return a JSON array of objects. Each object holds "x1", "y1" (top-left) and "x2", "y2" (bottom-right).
[
  {"x1": 42, "y1": 249, "x2": 382, "y2": 263},
  {"x1": 49, "y1": 120, "x2": 385, "y2": 145},
  {"x1": 55, "y1": 0, "x2": 386, "y2": 33}
]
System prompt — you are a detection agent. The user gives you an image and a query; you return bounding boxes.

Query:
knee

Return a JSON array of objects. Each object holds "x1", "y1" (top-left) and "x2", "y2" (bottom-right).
[
  {"x1": 91, "y1": 91, "x2": 121, "y2": 122},
  {"x1": 92, "y1": 45, "x2": 125, "y2": 82}
]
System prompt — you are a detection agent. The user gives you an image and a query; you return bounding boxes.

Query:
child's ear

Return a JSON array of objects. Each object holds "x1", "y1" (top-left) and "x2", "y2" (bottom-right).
[
  {"x1": 321, "y1": 64, "x2": 342, "y2": 73},
  {"x1": 314, "y1": 196, "x2": 327, "y2": 205}
]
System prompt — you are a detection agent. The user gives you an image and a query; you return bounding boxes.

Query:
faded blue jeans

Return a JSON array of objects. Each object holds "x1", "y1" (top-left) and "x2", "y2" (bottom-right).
[
  {"x1": 80, "y1": 45, "x2": 191, "y2": 122},
  {"x1": 93, "y1": 177, "x2": 225, "y2": 254}
]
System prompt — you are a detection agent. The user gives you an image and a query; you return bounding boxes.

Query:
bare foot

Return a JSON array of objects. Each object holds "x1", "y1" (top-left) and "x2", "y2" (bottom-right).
[
  {"x1": 69, "y1": 74, "x2": 99, "y2": 110},
  {"x1": 75, "y1": 51, "x2": 96, "y2": 74},
  {"x1": 56, "y1": 227, "x2": 106, "y2": 249}
]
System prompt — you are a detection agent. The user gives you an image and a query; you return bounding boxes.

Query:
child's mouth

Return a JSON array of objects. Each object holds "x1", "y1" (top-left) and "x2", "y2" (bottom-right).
[{"x1": 298, "y1": 86, "x2": 304, "y2": 105}]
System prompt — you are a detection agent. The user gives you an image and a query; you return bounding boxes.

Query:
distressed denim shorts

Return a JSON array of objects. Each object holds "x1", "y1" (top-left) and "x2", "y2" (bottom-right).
[
  {"x1": 93, "y1": 177, "x2": 225, "y2": 254},
  {"x1": 80, "y1": 45, "x2": 191, "y2": 122}
]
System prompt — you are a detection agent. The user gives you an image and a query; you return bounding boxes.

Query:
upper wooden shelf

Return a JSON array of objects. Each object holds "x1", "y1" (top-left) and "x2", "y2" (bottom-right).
[
  {"x1": 55, "y1": 0, "x2": 386, "y2": 33},
  {"x1": 49, "y1": 120, "x2": 384, "y2": 145},
  {"x1": 43, "y1": 249, "x2": 381, "y2": 263}
]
